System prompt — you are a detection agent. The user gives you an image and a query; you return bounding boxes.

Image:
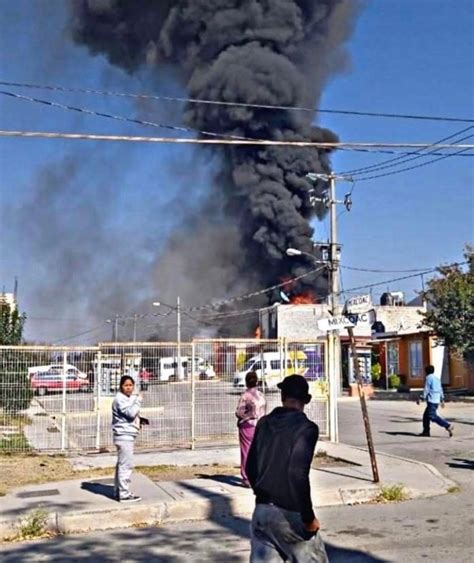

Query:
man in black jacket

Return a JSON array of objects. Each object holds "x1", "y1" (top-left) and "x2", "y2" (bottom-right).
[{"x1": 246, "y1": 374, "x2": 328, "y2": 562}]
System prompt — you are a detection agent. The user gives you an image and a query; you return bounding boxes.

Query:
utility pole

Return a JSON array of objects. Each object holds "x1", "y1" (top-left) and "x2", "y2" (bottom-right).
[
  {"x1": 307, "y1": 171, "x2": 351, "y2": 442},
  {"x1": 176, "y1": 296, "x2": 182, "y2": 380},
  {"x1": 132, "y1": 314, "x2": 137, "y2": 343},
  {"x1": 328, "y1": 172, "x2": 340, "y2": 442},
  {"x1": 308, "y1": 170, "x2": 379, "y2": 481}
]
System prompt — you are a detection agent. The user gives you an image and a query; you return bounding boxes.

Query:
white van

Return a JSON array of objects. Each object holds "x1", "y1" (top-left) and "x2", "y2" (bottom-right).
[
  {"x1": 233, "y1": 352, "x2": 305, "y2": 390},
  {"x1": 157, "y1": 356, "x2": 215, "y2": 382}
]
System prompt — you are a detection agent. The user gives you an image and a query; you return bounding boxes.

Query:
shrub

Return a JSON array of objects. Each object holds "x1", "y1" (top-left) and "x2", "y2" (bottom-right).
[
  {"x1": 388, "y1": 374, "x2": 401, "y2": 389},
  {"x1": 376, "y1": 484, "x2": 407, "y2": 503},
  {"x1": 0, "y1": 363, "x2": 33, "y2": 415},
  {"x1": 371, "y1": 363, "x2": 382, "y2": 382}
]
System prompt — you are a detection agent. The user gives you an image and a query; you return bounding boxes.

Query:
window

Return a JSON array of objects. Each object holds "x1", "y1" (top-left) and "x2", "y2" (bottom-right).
[
  {"x1": 253, "y1": 361, "x2": 262, "y2": 371},
  {"x1": 386, "y1": 342, "x2": 399, "y2": 375},
  {"x1": 270, "y1": 360, "x2": 281, "y2": 370},
  {"x1": 409, "y1": 341, "x2": 423, "y2": 378}
]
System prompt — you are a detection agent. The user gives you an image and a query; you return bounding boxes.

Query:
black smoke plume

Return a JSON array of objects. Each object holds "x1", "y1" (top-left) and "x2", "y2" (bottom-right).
[{"x1": 71, "y1": 0, "x2": 359, "y2": 336}]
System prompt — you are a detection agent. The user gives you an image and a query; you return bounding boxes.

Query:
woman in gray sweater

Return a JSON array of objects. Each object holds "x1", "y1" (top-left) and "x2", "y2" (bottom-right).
[{"x1": 112, "y1": 375, "x2": 143, "y2": 502}]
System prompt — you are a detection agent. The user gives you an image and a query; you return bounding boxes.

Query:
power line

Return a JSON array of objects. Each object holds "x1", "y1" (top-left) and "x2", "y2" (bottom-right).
[
  {"x1": 50, "y1": 323, "x2": 108, "y2": 344},
  {"x1": 1, "y1": 129, "x2": 473, "y2": 150},
  {"x1": 342, "y1": 125, "x2": 474, "y2": 176},
  {"x1": 3, "y1": 89, "x2": 471, "y2": 159},
  {"x1": 2, "y1": 80, "x2": 473, "y2": 124},
  {"x1": 343, "y1": 265, "x2": 443, "y2": 274},
  {"x1": 0, "y1": 89, "x2": 249, "y2": 142},
  {"x1": 354, "y1": 143, "x2": 473, "y2": 181}
]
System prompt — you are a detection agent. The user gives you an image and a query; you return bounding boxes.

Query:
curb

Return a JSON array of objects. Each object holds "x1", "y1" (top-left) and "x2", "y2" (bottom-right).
[{"x1": 0, "y1": 485, "x2": 384, "y2": 540}]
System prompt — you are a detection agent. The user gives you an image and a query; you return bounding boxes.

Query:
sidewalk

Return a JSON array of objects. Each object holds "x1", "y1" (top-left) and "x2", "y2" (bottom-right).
[{"x1": 0, "y1": 442, "x2": 456, "y2": 540}]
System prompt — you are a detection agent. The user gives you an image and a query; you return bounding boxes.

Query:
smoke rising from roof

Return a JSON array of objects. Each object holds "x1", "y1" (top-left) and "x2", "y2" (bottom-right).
[{"x1": 69, "y1": 0, "x2": 359, "y2": 336}]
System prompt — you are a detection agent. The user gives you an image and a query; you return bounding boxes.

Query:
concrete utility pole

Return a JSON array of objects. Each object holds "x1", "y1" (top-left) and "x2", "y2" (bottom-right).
[
  {"x1": 328, "y1": 172, "x2": 340, "y2": 443},
  {"x1": 307, "y1": 171, "x2": 351, "y2": 442},
  {"x1": 176, "y1": 296, "x2": 182, "y2": 380}
]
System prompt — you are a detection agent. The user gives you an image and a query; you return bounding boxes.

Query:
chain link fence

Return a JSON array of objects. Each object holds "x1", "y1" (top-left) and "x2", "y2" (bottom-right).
[{"x1": 0, "y1": 339, "x2": 328, "y2": 454}]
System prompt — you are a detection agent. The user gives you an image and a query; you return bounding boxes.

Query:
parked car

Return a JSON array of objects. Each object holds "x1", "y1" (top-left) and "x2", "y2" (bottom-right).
[
  {"x1": 28, "y1": 364, "x2": 87, "y2": 380},
  {"x1": 30, "y1": 370, "x2": 91, "y2": 396}
]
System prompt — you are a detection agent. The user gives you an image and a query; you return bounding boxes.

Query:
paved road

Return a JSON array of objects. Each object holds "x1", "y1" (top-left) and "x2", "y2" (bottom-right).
[
  {"x1": 3, "y1": 400, "x2": 473, "y2": 562},
  {"x1": 33, "y1": 382, "x2": 328, "y2": 451}
]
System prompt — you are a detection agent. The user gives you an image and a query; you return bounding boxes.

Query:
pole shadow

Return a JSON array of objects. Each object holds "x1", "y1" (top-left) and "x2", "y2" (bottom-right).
[
  {"x1": 446, "y1": 458, "x2": 474, "y2": 470},
  {"x1": 380, "y1": 431, "x2": 421, "y2": 437}
]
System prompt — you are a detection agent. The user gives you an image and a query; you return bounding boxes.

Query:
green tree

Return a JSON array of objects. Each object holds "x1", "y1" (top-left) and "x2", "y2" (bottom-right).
[
  {"x1": 421, "y1": 247, "x2": 474, "y2": 356},
  {"x1": 0, "y1": 299, "x2": 32, "y2": 414},
  {"x1": 0, "y1": 298, "x2": 26, "y2": 345}
]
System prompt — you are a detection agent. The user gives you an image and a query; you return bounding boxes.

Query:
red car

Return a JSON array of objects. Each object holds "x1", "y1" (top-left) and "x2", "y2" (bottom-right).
[{"x1": 31, "y1": 370, "x2": 91, "y2": 396}]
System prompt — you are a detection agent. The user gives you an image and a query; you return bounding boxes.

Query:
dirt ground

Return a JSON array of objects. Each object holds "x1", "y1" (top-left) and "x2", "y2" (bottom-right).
[{"x1": 0, "y1": 451, "x2": 351, "y2": 496}]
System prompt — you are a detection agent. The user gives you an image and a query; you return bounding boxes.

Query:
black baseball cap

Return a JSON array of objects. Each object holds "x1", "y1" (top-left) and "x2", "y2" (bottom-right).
[{"x1": 277, "y1": 374, "x2": 310, "y2": 400}]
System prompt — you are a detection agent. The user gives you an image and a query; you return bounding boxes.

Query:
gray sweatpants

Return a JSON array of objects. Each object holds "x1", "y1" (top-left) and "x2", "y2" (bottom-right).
[
  {"x1": 114, "y1": 440, "x2": 134, "y2": 499},
  {"x1": 250, "y1": 504, "x2": 328, "y2": 562}
]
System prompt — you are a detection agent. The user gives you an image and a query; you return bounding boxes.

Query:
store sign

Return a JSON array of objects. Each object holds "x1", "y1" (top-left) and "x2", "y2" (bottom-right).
[{"x1": 344, "y1": 294, "x2": 372, "y2": 315}]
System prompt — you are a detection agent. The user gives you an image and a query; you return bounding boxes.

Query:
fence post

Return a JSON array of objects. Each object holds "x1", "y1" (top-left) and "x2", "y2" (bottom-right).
[
  {"x1": 278, "y1": 338, "x2": 283, "y2": 382},
  {"x1": 191, "y1": 341, "x2": 196, "y2": 450},
  {"x1": 95, "y1": 351, "x2": 102, "y2": 451},
  {"x1": 61, "y1": 350, "x2": 67, "y2": 452}
]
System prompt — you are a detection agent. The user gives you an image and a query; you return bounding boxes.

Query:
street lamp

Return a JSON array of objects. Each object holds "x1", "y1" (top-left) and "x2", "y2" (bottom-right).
[
  {"x1": 286, "y1": 247, "x2": 303, "y2": 257},
  {"x1": 286, "y1": 247, "x2": 327, "y2": 265},
  {"x1": 153, "y1": 297, "x2": 182, "y2": 380}
]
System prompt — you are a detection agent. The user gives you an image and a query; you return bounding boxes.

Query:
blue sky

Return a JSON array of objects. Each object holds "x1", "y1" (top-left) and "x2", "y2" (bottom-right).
[{"x1": 0, "y1": 0, "x2": 473, "y2": 342}]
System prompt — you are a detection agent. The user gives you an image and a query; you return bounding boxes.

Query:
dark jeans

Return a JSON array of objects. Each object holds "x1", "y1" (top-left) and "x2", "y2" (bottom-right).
[{"x1": 423, "y1": 402, "x2": 450, "y2": 434}]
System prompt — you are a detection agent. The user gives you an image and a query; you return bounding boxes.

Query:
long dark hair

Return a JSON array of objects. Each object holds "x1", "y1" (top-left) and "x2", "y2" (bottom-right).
[{"x1": 119, "y1": 375, "x2": 134, "y2": 392}]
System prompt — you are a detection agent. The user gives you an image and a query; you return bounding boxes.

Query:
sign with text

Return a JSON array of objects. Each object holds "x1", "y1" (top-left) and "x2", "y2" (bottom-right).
[
  {"x1": 344, "y1": 294, "x2": 372, "y2": 315},
  {"x1": 318, "y1": 315, "x2": 354, "y2": 332},
  {"x1": 318, "y1": 311, "x2": 374, "y2": 332}
]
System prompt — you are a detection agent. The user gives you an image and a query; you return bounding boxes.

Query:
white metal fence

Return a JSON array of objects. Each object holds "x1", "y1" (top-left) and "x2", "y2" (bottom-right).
[{"x1": 0, "y1": 339, "x2": 328, "y2": 453}]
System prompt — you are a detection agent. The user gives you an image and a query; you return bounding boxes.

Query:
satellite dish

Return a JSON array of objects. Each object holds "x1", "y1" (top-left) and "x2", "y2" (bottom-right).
[{"x1": 279, "y1": 291, "x2": 291, "y2": 303}]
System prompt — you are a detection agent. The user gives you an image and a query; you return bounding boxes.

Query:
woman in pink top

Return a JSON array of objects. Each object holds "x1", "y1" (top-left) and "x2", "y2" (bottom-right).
[{"x1": 235, "y1": 371, "x2": 266, "y2": 487}]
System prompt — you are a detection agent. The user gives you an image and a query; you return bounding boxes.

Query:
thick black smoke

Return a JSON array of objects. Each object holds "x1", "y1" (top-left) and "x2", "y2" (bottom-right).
[{"x1": 71, "y1": 0, "x2": 359, "y2": 335}]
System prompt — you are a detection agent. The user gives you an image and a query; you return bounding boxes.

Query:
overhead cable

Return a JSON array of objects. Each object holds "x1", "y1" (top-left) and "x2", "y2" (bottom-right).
[
  {"x1": 354, "y1": 143, "x2": 473, "y2": 182},
  {"x1": 342, "y1": 125, "x2": 474, "y2": 176},
  {"x1": 1, "y1": 129, "x2": 473, "y2": 150},
  {"x1": 1, "y1": 80, "x2": 473, "y2": 123},
  {"x1": 1, "y1": 90, "x2": 473, "y2": 159}
]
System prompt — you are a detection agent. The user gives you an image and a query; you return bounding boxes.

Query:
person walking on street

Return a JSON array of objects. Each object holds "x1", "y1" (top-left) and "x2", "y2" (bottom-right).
[
  {"x1": 112, "y1": 375, "x2": 143, "y2": 502},
  {"x1": 418, "y1": 365, "x2": 454, "y2": 438},
  {"x1": 235, "y1": 371, "x2": 266, "y2": 488},
  {"x1": 246, "y1": 374, "x2": 328, "y2": 562}
]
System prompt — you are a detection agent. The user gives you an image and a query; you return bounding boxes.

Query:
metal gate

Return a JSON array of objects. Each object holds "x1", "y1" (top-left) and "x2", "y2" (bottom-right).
[{"x1": 0, "y1": 339, "x2": 328, "y2": 453}]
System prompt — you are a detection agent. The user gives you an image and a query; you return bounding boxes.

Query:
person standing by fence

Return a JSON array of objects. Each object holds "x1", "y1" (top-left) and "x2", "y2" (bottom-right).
[
  {"x1": 112, "y1": 375, "x2": 143, "y2": 502},
  {"x1": 235, "y1": 371, "x2": 266, "y2": 488}
]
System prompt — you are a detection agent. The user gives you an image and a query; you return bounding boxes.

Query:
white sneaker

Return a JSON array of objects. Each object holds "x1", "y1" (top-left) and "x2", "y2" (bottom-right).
[{"x1": 120, "y1": 494, "x2": 142, "y2": 503}]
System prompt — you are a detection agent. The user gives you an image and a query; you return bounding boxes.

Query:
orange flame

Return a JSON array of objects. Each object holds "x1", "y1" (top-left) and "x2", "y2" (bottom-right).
[{"x1": 290, "y1": 293, "x2": 316, "y2": 304}]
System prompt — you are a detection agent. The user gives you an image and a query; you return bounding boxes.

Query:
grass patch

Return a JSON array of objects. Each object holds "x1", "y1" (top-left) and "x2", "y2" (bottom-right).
[
  {"x1": 4, "y1": 508, "x2": 56, "y2": 543},
  {"x1": 447, "y1": 485, "x2": 461, "y2": 494},
  {"x1": 137, "y1": 463, "x2": 240, "y2": 481},
  {"x1": 0, "y1": 433, "x2": 31, "y2": 453},
  {"x1": 0, "y1": 412, "x2": 32, "y2": 454},
  {"x1": 0, "y1": 455, "x2": 112, "y2": 496},
  {"x1": 375, "y1": 484, "x2": 407, "y2": 503},
  {"x1": 0, "y1": 456, "x2": 241, "y2": 496}
]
